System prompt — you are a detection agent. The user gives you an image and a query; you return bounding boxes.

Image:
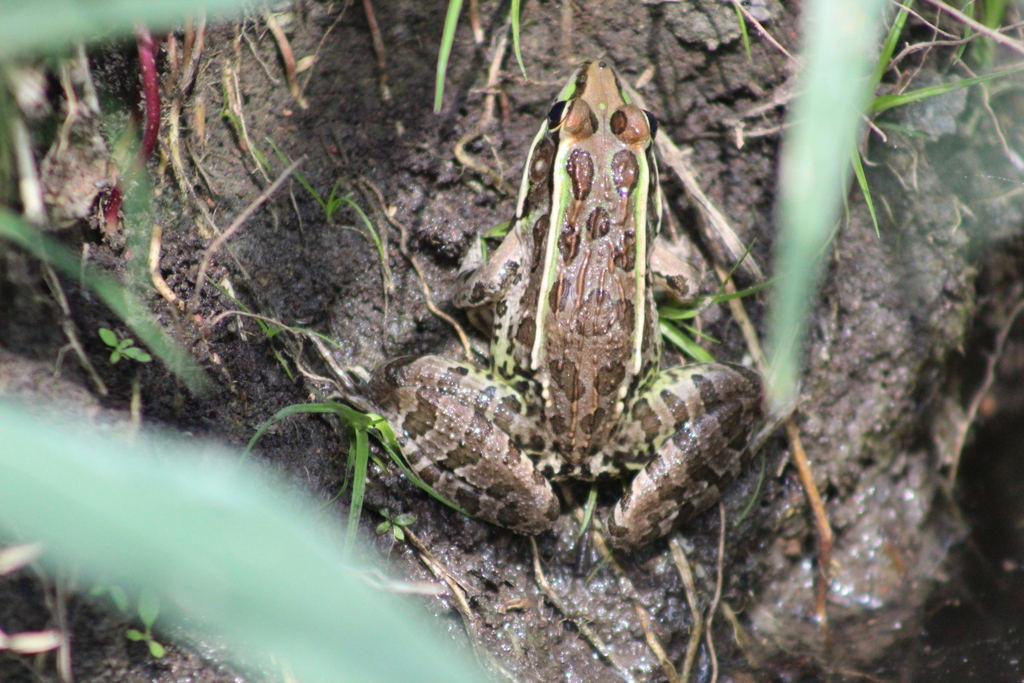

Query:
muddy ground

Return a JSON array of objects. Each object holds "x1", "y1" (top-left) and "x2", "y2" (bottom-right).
[{"x1": 3, "y1": 0, "x2": 1024, "y2": 681}]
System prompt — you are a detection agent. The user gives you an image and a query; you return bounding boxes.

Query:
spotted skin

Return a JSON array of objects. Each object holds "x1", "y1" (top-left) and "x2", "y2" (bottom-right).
[{"x1": 370, "y1": 61, "x2": 763, "y2": 551}]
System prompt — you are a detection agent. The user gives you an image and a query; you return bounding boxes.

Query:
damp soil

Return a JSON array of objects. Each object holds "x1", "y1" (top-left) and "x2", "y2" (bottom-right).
[{"x1": 2, "y1": 1, "x2": 1024, "y2": 681}]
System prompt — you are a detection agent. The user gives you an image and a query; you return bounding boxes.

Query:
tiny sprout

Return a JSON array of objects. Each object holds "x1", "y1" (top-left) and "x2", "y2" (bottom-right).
[
  {"x1": 376, "y1": 508, "x2": 416, "y2": 541},
  {"x1": 99, "y1": 328, "x2": 152, "y2": 364}
]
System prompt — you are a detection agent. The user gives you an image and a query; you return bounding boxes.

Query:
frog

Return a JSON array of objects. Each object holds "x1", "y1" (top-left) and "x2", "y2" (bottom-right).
[{"x1": 366, "y1": 60, "x2": 763, "y2": 551}]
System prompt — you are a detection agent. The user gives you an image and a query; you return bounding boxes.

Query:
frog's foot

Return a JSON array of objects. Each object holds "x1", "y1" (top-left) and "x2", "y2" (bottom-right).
[
  {"x1": 366, "y1": 355, "x2": 560, "y2": 535},
  {"x1": 606, "y1": 363, "x2": 763, "y2": 551}
]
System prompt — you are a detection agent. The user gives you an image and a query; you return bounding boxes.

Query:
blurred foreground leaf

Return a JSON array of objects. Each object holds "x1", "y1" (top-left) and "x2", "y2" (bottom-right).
[
  {"x1": 767, "y1": 0, "x2": 886, "y2": 406},
  {"x1": 0, "y1": 0, "x2": 249, "y2": 58},
  {"x1": 0, "y1": 403, "x2": 484, "y2": 683}
]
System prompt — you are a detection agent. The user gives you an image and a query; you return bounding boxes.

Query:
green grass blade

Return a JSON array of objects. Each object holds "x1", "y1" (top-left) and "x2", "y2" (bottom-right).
[
  {"x1": 870, "y1": 5, "x2": 909, "y2": 90},
  {"x1": 434, "y1": 0, "x2": 465, "y2": 113},
  {"x1": 660, "y1": 321, "x2": 714, "y2": 362},
  {"x1": 871, "y1": 63, "x2": 1024, "y2": 114},
  {"x1": 343, "y1": 426, "x2": 370, "y2": 560},
  {"x1": 511, "y1": 0, "x2": 527, "y2": 77},
  {"x1": 0, "y1": 404, "x2": 486, "y2": 683},
  {"x1": 850, "y1": 146, "x2": 879, "y2": 236},
  {"x1": 0, "y1": 210, "x2": 213, "y2": 396},
  {"x1": 767, "y1": 0, "x2": 885, "y2": 407},
  {"x1": 575, "y1": 485, "x2": 598, "y2": 540},
  {"x1": 341, "y1": 195, "x2": 393, "y2": 295},
  {"x1": 731, "y1": 0, "x2": 752, "y2": 62}
]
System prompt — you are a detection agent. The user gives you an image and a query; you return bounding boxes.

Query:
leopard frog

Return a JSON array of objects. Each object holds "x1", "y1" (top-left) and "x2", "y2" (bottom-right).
[{"x1": 368, "y1": 61, "x2": 763, "y2": 550}]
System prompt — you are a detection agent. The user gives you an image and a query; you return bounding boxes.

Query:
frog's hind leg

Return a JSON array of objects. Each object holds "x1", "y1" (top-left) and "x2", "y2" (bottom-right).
[
  {"x1": 607, "y1": 363, "x2": 763, "y2": 551},
  {"x1": 366, "y1": 355, "x2": 560, "y2": 536}
]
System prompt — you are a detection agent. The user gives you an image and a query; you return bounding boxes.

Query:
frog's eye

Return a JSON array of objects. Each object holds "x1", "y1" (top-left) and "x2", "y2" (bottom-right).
[
  {"x1": 644, "y1": 110, "x2": 659, "y2": 140},
  {"x1": 547, "y1": 101, "x2": 569, "y2": 128}
]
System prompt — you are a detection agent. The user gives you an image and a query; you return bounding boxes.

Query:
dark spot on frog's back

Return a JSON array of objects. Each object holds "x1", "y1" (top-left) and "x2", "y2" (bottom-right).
[
  {"x1": 560, "y1": 222, "x2": 581, "y2": 262},
  {"x1": 516, "y1": 317, "x2": 536, "y2": 348},
  {"x1": 532, "y1": 214, "x2": 549, "y2": 267},
  {"x1": 495, "y1": 300, "x2": 507, "y2": 317},
  {"x1": 549, "y1": 359, "x2": 578, "y2": 395},
  {"x1": 566, "y1": 148, "x2": 594, "y2": 202},
  {"x1": 597, "y1": 363, "x2": 626, "y2": 397},
  {"x1": 611, "y1": 149, "x2": 639, "y2": 197},
  {"x1": 529, "y1": 137, "x2": 556, "y2": 184},
  {"x1": 587, "y1": 207, "x2": 610, "y2": 240}
]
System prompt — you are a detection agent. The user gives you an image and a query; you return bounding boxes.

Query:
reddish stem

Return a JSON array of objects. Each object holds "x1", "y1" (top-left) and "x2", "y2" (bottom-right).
[
  {"x1": 103, "y1": 186, "x2": 123, "y2": 234},
  {"x1": 136, "y1": 25, "x2": 161, "y2": 163}
]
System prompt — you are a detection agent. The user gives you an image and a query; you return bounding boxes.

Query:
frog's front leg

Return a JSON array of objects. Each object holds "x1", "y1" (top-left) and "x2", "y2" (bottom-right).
[
  {"x1": 366, "y1": 355, "x2": 560, "y2": 534},
  {"x1": 451, "y1": 225, "x2": 528, "y2": 310},
  {"x1": 651, "y1": 236, "x2": 703, "y2": 305},
  {"x1": 607, "y1": 363, "x2": 763, "y2": 551}
]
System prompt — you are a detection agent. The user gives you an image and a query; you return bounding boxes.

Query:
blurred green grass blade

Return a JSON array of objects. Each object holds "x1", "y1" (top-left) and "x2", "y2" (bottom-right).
[
  {"x1": 871, "y1": 63, "x2": 1024, "y2": 115},
  {"x1": 0, "y1": 0, "x2": 249, "y2": 58},
  {"x1": 434, "y1": 0, "x2": 464, "y2": 113},
  {"x1": 0, "y1": 210, "x2": 213, "y2": 396},
  {"x1": 767, "y1": 0, "x2": 885, "y2": 407},
  {"x1": 0, "y1": 404, "x2": 486, "y2": 683}
]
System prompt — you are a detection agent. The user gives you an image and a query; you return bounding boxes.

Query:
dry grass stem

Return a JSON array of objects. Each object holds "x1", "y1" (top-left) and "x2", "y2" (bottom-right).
[
  {"x1": 730, "y1": 0, "x2": 800, "y2": 65},
  {"x1": 12, "y1": 117, "x2": 45, "y2": 223},
  {"x1": 529, "y1": 537, "x2": 638, "y2": 683},
  {"x1": 363, "y1": 181, "x2": 474, "y2": 359},
  {"x1": 455, "y1": 23, "x2": 516, "y2": 195},
  {"x1": 41, "y1": 264, "x2": 107, "y2": 396},
  {"x1": 555, "y1": 485, "x2": 677, "y2": 683},
  {"x1": 714, "y1": 265, "x2": 833, "y2": 625},
  {"x1": 948, "y1": 297, "x2": 1024, "y2": 485},
  {"x1": 669, "y1": 537, "x2": 704, "y2": 683},
  {"x1": 361, "y1": 0, "x2": 391, "y2": 100},
  {"x1": 705, "y1": 503, "x2": 727, "y2": 683},
  {"x1": 191, "y1": 158, "x2": 303, "y2": 309},
  {"x1": 921, "y1": 0, "x2": 1024, "y2": 57},
  {"x1": 149, "y1": 225, "x2": 180, "y2": 306},
  {"x1": 265, "y1": 11, "x2": 308, "y2": 108},
  {"x1": 404, "y1": 528, "x2": 517, "y2": 681},
  {"x1": 786, "y1": 418, "x2": 834, "y2": 625}
]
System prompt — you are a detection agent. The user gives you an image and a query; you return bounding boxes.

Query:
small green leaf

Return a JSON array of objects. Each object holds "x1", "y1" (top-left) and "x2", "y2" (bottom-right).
[
  {"x1": 394, "y1": 513, "x2": 416, "y2": 526},
  {"x1": 98, "y1": 328, "x2": 118, "y2": 347},
  {"x1": 392, "y1": 526, "x2": 405, "y2": 542},
  {"x1": 125, "y1": 629, "x2": 145, "y2": 641},
  {"x1": 148, "y1": 639, "x2": 166, "y2": 658},
  {"x1": 110, "y1": 585, "x2": 130, "y2": 611},
  {"x1": 137, "y1": 588, "x2": 160, "y2": 629},
  {"x1": 109, "y1": 351, "x2": 122, "y2": 364},
  {"x1": 123, "y1": 346, "x2": 153, "y2": 362},
  {"x1": 376, "y1": 520, "x2": 391, "y2": 535}
]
